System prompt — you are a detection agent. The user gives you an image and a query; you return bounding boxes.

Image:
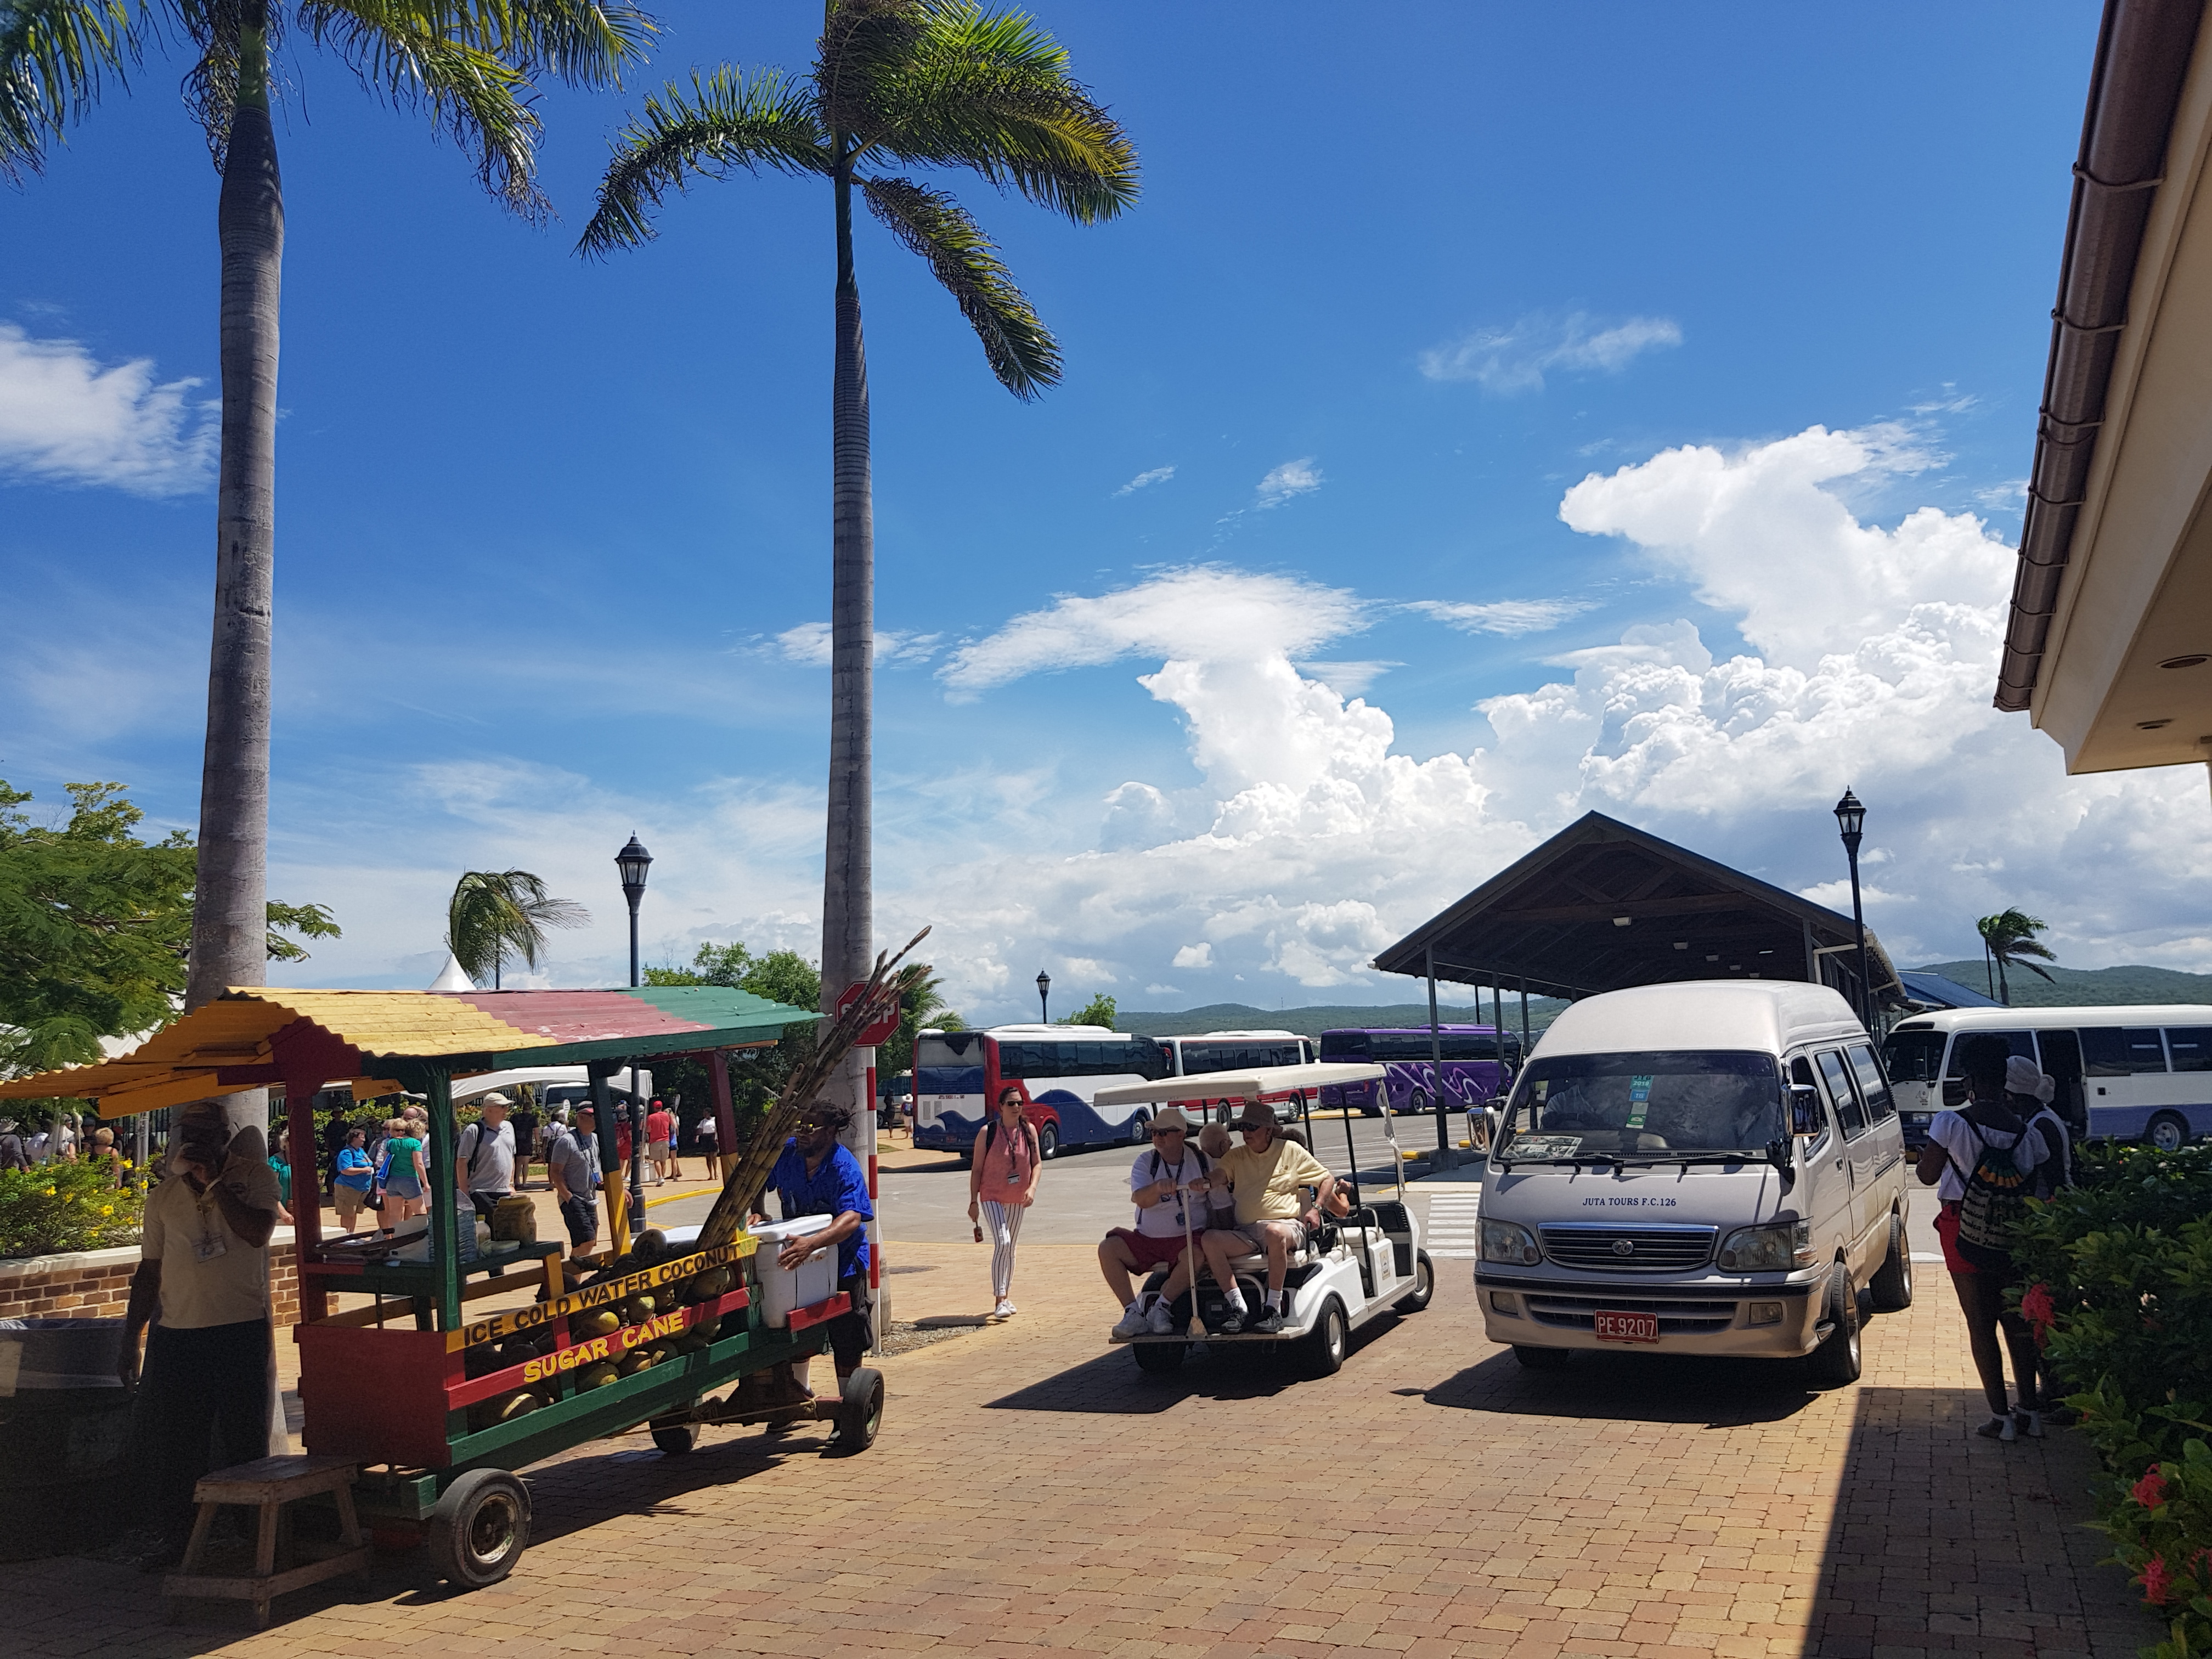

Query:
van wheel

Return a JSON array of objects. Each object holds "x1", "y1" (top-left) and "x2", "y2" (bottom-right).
[
  {"x1": 1132, "y1": 1341, "x2": 1186, "y2": 1375},
  {"x1": 1868, "y1": 1212, "x2": 1913, "y2": 1311},
  {"x1": 2147, "y1": 1112, "x2": 2191, "y2": 1153},
  {"x1": 1512, "y1": 1345, "x2": 1572, "y2": 1371},
  {"x1": 1036, "y1": 1124, "x2": 1059, "y2": 1160},
  {"x1": 1302, "y1": 1298, "x2": 1348, "y2": 1377},
  {"x1": 1806, "y1": 1263, "x2": 1862, "y2": 1386},
  {"x1": 1395, "y1": 1251, "x2": 1435, "y2": 1313}
]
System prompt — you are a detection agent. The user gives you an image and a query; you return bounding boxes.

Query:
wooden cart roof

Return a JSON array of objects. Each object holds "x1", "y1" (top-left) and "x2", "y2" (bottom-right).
[{"x1": 0, "y1": 985, "x2": 820, "y2": 1116}]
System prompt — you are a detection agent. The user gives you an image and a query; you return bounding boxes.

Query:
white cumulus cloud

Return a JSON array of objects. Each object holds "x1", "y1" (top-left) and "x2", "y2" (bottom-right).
[
  {"x1": 1419, "y1": 312, "x2": 1682, "y2": 393},
  {"x1": 0, "y1": 324, "x2": 218, "y2": 496}
]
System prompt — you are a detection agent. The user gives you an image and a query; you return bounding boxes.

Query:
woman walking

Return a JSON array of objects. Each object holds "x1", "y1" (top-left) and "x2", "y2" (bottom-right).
[
  {"x1": 968, "y1": 1084, "x2": 1041, "y2": 1321},
  {"x1": 379, "y1": 1115, "x2": 429, "y2": 1232},
  {"x1": 1918, "y1": 1035, "x2": 2048, "y2": 1440}
]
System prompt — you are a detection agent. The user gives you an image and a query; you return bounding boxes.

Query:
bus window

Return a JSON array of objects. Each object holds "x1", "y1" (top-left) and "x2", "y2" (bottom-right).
[
  {"x1": 2081, "y1": 1028, "x2": 2170, "y2": 1075},
  {"x1": 2164, "y1": 1028, "x2": 2212, "y2": 1072},
  {"x1": 1881, "y1": 1028, "x2": 1945, "y2": 1085},
  {"x1": 1944, "y1": 1031, "x2": 2034, "y2": 1077},
  {"x1": 1846, "y1": 1044, "x2": 1895, "y2": 1121},
  {"x1": 1318, "y1": 1031, "x2": 1370, "y2": 1059}
]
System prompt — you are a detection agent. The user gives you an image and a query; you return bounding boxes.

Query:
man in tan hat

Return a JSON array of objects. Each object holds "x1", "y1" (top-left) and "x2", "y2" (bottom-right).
[
  {"x1": 1100, "y1": 1105, "x2": 1216, "y2": 1337},
  {"x1": 1201, "y1": 1105, "x2": 1337, "y2": 1334},
  {"x1": 455, "y1": 1093, "x2": 516, "y2": 1220}
]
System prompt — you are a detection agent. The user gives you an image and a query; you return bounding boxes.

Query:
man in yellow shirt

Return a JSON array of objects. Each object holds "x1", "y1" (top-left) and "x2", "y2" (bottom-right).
[{"x1": 1200, "y1": 1108, "x2": 1337, "y2": 1334}]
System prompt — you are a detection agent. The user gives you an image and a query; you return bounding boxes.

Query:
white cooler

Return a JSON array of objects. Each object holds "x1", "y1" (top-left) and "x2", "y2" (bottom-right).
[{"x1": 750, "y1": 1215, "x2": 839, "y2": 1327}]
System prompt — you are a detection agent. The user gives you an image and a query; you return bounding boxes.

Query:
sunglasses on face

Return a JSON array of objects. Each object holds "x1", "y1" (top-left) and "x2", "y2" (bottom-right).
[
  {"x1": 1237, "y1": 1122, "x2": 1272, "y2": 1135},
  {"x1": 1151, "y1": 1127, "x2": 1186, "y2": 1138}
]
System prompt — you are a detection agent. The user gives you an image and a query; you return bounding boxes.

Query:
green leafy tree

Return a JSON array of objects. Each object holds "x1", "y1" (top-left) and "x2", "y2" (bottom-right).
[
  {"x1": 580, "y1": 0, "x2": 1136, "y2": 1120},
  {"x1": 446, "y1": 870, "x2": 589, "y2": 989},
  {"x1": 1977, "y1": 909, "x2": 2058, "y2": 1007},
  {"x1": 0, "y1": 780, "x2": 337, "y2": 1075},
  {"x1": 645, "y1": 940, "x2": 825, "y2": 1112},
  {"x1": 2, "y1": 0, "x2": 656, "y2": 1104},
  {"x1": 1058, "y1": 992, "x2": 1115, "y2": 1030}
]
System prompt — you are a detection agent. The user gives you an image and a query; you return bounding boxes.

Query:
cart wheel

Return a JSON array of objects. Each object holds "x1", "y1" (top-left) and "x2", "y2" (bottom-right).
[
  {"x1": 1395, "y1": 1250, "x2": 1436, "y2": 1313},
  {"x1": 830, "y1": 1366, "x2": 884, "y2": 1455},
  {"x1": 1301, "y1": 1297, "x2": 1348, "y2": 1378},
  {"x1": 651, "y1": 1419, "x2": 699, "y2": 1455},
  {"x1": 428, "y1": 1468, "x2": 531, "y2": 1589},
  {"x1": 1132, "y1": 1340, "x2": 1186, "y2": 1375}
]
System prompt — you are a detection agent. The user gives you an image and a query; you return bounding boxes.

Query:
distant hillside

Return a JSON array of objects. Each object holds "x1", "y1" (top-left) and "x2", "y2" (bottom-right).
[
  {"x1": 1912, "y1": 961, "x2": 2212, "y2": 1008},
  {"x1": 1115, "y1": 998, "x2": 1571, "y2": 1040}
]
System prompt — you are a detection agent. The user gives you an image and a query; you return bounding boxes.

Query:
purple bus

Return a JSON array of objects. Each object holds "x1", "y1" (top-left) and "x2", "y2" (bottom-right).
[{"x1": 1316, "y1": 1025, "x2": 1521, "y2": 1115}]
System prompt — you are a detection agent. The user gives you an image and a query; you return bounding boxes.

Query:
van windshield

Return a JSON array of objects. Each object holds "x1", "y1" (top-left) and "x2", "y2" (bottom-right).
[{"x1": 1500, "y1": 1051, "x2": 1783, "y2": 1159}]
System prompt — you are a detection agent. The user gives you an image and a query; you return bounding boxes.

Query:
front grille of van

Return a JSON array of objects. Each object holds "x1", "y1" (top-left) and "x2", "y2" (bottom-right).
[{"x1": 1537, "y1": 1223, "x2": 1717, "y2": 1273}]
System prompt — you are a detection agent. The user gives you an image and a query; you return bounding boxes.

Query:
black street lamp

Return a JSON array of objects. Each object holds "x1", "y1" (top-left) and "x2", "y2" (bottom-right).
[
  {"x1": 1832, "y1": 789, "x2": 1873, "y2": 1028},
  {"x1": 617, "y1": 835, "x2": 653, "y2": 990},
  {"x1": 1035, "y1": 969, "x2": 1051, "y2": 1023}
]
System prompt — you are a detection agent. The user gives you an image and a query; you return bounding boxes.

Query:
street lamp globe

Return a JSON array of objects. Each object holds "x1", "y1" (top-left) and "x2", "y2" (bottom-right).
[
  {"x1": 1832, "y1": 789, "x2": 1865, "y2": 850},
  {"x1": 1035, "y1": 969, "x2": 1051, "y2": 1023},
  {"x1": 617, "y1": 834, "x2": 654, "y2": 899}
]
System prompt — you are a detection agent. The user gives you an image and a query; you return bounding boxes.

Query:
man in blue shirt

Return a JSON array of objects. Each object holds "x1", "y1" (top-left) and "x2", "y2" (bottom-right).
[{"x1": 759, "y1": 1101, "x2": 874, "y2": 1396}]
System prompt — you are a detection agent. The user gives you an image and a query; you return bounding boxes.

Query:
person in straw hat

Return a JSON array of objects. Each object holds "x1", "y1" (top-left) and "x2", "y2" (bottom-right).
[{"x1": 1101, "y1": 1104, "x2": 1216, "y2": 1338}]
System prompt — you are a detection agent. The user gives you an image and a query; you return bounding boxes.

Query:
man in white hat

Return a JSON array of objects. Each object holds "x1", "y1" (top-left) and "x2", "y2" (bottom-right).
[
  {"x1": 455, "y1": 1093, "x2": 517, "y2": 1220},
  {"x1": 1099, "y1": 1105, "x2": 1216, "y2": 1338}
]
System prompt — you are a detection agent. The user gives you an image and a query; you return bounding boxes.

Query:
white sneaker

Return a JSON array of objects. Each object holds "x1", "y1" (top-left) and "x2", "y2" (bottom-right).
[
  {"x1": 995, "y1": 1300, "x2": 1016, "y2": 1319},
  {"x1": 1111, "y1": 1301, "x2": 1148, "y2": 1338},
  {"x1": 1146, "y1": 1297, "x2": 1175, "y2": 1334}
]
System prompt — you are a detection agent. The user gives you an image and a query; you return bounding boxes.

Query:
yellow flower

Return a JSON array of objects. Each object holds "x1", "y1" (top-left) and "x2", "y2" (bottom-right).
[
  {"x1": 100, "y1": 1205, "x2": 113, "y2": 1216},
  {"x1": 41, "y1": 1186, "x2": 55, "y2": 1197}
]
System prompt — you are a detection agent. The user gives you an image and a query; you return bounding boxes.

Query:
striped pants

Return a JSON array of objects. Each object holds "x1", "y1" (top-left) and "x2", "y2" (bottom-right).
[{"x1": 979, "y1": 1200, "x2": 1026, "y2": 1299}]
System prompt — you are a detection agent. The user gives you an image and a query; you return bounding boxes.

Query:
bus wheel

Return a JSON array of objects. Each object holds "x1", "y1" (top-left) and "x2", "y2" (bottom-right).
[
  {"x1": 2148, "y1": 1113, "x2": 2192, "y2": 1153},
  {"x1": 1128, "y1": 1113, "x2": 1150, "y2": 1147},
  {"x1": 1409, "y1": 1089, "x2": 1432, "y2": 1115},
  {"x1": 1037, "y1": 1123, "x2": 1059, "y2": 1160},
  {"x1": 1132, "y1": 1341, "x2": 1186, "y2": 1375}
]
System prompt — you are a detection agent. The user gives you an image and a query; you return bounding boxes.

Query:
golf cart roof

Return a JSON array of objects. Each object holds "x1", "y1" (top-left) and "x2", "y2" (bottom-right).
[{"x1": 1092, "y1": 1062, "x2": 1384, "y2": 1110}]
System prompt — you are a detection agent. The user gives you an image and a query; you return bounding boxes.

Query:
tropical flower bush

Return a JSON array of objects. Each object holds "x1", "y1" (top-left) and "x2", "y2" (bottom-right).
[
  {"x1": 2009, "y1": 1142, "x2": 2212, "y2": 1657},
  {"x1": 0, "y1": 1156, "x2": 144, "y2": 1257}
]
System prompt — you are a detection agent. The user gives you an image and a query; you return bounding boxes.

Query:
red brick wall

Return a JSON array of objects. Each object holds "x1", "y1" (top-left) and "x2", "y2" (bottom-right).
[{"x1": 0, "y1": 1239, "x2": 300, "y2": 1324}]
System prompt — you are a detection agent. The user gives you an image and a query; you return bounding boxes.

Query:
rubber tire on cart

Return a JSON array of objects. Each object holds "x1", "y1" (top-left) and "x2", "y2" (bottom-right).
[
  {"x1": 1301, "y1": 1297, "x2": 1349, "y2": 1378},
  {"x1": 1395, "y1": 1250, "x2": 1436, "y2": 1313},
  {"x1": 428, "y1": 1468, "x2": 531, "y2": 1589},
  {"x1": 1037, "y1": 1123, "x2": 1060, "y2": 1161},
  {"x1": 651, "y1": 1418, "x2": 699, "y2": 1455},
  {"x1": 2148, "y1": 1111, "x2": 2192, "y2": 1154},
  {"x1": 1132, "y1": 1340, "x2": 1186, "y2": 1375},
  {"x1": 829, "y1": 1365, "x2": 884, "y2": 1455},
  {"x1": 1512, "y1": 1345, "x2": 1572, "y2": 1370},
  {"x1": 1868, "y1": 1212, "x2": 1914, "y2": 1312},
  {"x1": 1805, "y1": 1262, "x2": 1863, "y2": 1387}
]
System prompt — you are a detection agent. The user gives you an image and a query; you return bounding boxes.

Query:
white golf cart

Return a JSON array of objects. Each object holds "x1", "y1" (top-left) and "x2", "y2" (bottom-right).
[{"x1": 1089, "y1": 1063, "x2": 1436, "y2": 1378}]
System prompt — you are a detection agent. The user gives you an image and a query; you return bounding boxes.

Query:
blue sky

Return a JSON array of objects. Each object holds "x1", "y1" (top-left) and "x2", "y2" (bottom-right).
[{"x1": 11, "y1": 1, "x2": 2203, "y2": 1022}]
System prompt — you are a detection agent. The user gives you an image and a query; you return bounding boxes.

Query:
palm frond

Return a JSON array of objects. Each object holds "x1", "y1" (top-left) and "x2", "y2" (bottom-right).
[
  {"x1": 813, "y1": 0, "x2": 924, "y2": 140},
  {"x1": 297, "y1": 0, "x2": 550, "y2": 215},
  {"x1": 447, "y1": 870, "x2": 588, "y2": 983},
  {"x1": 860, "y1": 1, "x2": 1137, "y2": 225},
  {"x1": 396, "y1": 0, "x2": 654, "y2": 89},
  {"x1": 0, "y1": 0, "x2": 138, "y2": 182},
  {"x1": 860, "y1": 173, "x2": 1057, "y2": 397},
  {"x1": 577, "y1": 64, "x2": 828, "y2": 256}
]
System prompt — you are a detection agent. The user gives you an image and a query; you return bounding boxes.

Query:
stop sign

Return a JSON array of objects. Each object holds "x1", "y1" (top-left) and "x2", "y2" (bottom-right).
[{"x1": 834, "y1": 982, "x2": 900, "y2": 1047}]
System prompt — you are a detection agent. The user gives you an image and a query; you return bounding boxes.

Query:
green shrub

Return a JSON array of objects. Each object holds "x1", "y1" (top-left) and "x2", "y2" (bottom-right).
[
  {"x1": 0, "y1": 1156, "x2": 146, "y2": 1257},
  {"x1": 2010, "y1": 1141, "x2": 2212, "y2": 1656}
]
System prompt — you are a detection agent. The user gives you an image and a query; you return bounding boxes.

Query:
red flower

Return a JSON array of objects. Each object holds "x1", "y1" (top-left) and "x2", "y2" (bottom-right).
[
  {"x1": 2021, "y1": 1283, "x2": 2057, "y2": 1346},
  {"x1": 2133, "y1": 1467, "x2": 2170, "y2": 1509},
  {"x1": 2140, "y1": 1555, "x2": 2174, "y2": 1605}
]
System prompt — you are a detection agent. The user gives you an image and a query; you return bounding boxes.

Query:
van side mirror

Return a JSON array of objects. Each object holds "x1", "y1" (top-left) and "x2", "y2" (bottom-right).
[
  {"x1": 1940, "y1": 1079, "x2": 1967, "y2": 1109},
  {"x1": 1788, "y1": 1085, "x2": 1823, "y2": 1138}
]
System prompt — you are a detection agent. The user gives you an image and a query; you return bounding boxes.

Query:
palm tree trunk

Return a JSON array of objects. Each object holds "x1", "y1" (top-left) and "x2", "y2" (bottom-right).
[
  {"x1": 822, "y1": 151, "x2": 878, "y2": 1344},
  {"x1": 1996, "y1": 952, "x2": 2011, "y2": 1007},
  {"x1": 187, "y1": 12, "x2": 283, "y2": 1138}
]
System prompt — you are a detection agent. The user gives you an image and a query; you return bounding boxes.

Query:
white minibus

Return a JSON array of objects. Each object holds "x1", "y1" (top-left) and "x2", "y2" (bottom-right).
[{"x1": 1879, "y1": 1005, "x2": 2212, "y2": 1152}]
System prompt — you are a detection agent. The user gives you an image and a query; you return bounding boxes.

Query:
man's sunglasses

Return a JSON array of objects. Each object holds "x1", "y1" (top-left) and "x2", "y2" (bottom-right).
[
  {"x1": 1236, "y1": 1122, "x2": 1273, "y2": 1134},
  {"x1": 1150, "y1": 1126, "x2": 1186, "y2": 1138}
]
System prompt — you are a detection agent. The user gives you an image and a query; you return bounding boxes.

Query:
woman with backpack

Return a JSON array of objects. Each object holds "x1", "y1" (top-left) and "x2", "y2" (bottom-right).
[
  {"x1": 968, "y1": 1084, "x2": 1042, "y2": 1321},
  {"x1": 1918, "y1": 1035, "x2": 2049, "y2": 1441}
]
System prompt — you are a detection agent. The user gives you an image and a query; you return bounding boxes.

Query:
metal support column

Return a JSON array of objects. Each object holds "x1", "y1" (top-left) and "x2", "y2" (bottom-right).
[{"x1": 1427, "y1": 945, "x2": 1453, "y2": 1169}]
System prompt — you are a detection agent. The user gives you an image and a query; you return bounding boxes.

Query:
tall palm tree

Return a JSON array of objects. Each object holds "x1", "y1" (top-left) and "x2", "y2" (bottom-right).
[
  {"x1": 448, "y1": 870, "x2": 590, "y2": 989},
  {"x1": 1977, "y1": 909, "x2": 2059, "y2": 1007},
  {"x1": 2, "y1": 0, "x2": 654, "y2": 1094},
  {"x1": 578, "y1": 0, "x2": 1136, "y2": 1088}
]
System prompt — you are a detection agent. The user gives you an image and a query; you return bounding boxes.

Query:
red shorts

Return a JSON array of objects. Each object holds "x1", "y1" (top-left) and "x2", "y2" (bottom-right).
[
  {"x1": 1106, "y1": 1228, "x2": 1203, "y2": 1271},
  {"x1": 1935, "y1": 1201, "x2": 1974, "y2": 1275}
]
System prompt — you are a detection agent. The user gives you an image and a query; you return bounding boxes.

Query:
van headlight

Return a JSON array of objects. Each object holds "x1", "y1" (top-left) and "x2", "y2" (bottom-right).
[
  {"x1": 1480, "y1": 1218, "x2": 1541, "y2": 1266},
  {"x1": 1717, "y1": 1220, "x2": 1813, "y2": 1272}
]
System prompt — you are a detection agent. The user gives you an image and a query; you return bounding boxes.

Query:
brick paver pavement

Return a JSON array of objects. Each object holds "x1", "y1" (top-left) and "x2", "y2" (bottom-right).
[{"x1": 1, "y1": 1232, "x2": 2159, "y2": 1659}]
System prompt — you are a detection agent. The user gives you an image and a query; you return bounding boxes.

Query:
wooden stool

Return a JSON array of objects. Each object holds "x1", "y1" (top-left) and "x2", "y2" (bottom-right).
[{"x1": 164, "y1": 1455, "x2": 373, "y2": 1627}]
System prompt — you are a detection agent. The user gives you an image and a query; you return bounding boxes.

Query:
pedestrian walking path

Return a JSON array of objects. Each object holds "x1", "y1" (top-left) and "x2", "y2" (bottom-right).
[
  {"x1": 9, "y1": 1228, "x2": 2159, "y2": 1658},
  {"x1": 1421, "y1": 1183, "x2": 1483, "y2": 1259}
]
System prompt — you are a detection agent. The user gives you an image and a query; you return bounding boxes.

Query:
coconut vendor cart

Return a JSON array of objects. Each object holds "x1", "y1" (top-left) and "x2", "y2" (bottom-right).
[{"x1": 0, "y1": 943, "x2": 928, "y2": 1592}]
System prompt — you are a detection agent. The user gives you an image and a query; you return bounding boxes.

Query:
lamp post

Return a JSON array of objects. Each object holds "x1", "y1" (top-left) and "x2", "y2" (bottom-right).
[
  {"x1": 617, "y1": 835, "x2": 653, "y2": 990},
  {"x1": 1833, "y1": 790, "x2": 1873, "y2": 1028},
  {"x1": 1035, "y1": 969, "x2": 1051, "y2": 1024}
]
